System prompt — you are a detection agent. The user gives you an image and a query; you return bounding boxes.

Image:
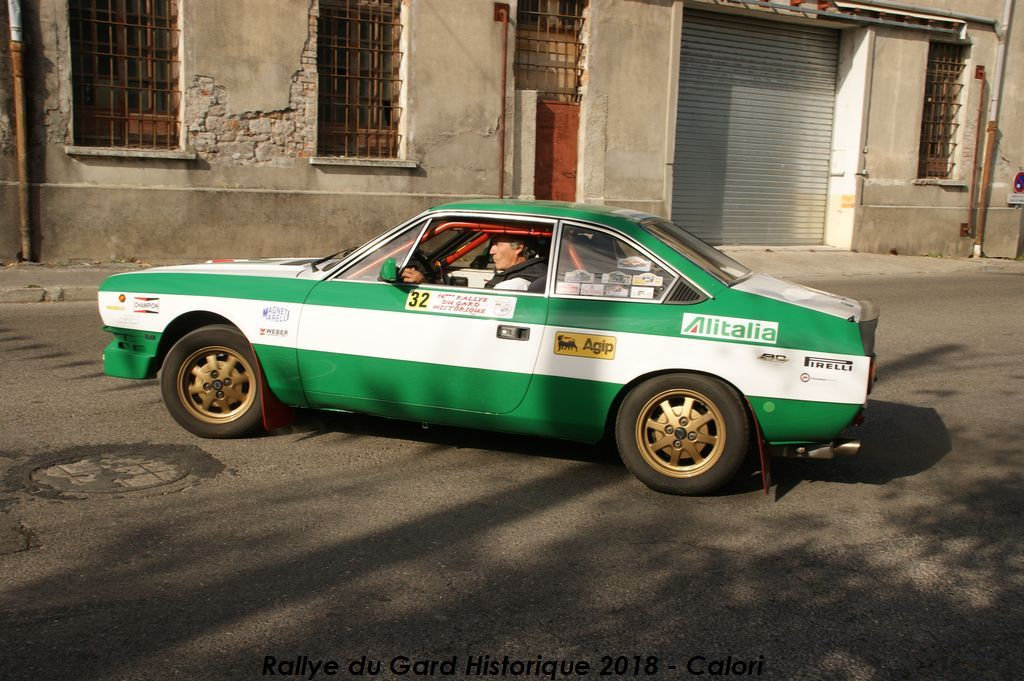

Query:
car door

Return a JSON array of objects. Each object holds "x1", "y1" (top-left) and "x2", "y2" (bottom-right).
[{"x1": 296, "y1": 214, "x2": 551, "y2": 415}]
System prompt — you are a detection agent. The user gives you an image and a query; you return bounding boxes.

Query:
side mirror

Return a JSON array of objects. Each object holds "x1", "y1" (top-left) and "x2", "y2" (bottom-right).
[{"x1": 379, "y1": 258, "x2": 399, "y2": 282}]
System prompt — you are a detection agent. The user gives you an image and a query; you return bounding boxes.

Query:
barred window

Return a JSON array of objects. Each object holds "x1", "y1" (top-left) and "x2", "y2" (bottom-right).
[
  {"x1": 514, "y1": 0, "x2": 586, "y2": 103},
  {"x1": 69, "y1": 0, "x2": 181, "y2": 148},
  {"x1": 318, "y1": 0, "x2": 403, "y2": 158},
  {"x1": 917, "y1": 42, "x2": 965, "y2": 179}
]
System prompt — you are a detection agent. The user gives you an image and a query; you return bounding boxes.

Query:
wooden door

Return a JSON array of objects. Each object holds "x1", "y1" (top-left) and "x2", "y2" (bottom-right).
[{"x1": 535, "y1": 102, "x2": 579, "y2": 202}]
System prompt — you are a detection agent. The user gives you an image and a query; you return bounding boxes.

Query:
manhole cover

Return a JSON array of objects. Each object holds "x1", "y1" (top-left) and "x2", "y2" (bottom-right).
[{"x1": 31, "y1": 454, "x2": 190, "y2": 493}]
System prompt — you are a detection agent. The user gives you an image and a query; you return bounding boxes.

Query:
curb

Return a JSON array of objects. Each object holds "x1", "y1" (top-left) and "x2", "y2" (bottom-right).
[{"x1": 0, "y1": 286, "x2": 98, "y2": 304}]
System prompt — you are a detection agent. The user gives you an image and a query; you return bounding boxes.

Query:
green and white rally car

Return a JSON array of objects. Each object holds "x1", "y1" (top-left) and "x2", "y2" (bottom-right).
[{"x1": 98, "y1": 201, "x2": 878, "y2": 495}]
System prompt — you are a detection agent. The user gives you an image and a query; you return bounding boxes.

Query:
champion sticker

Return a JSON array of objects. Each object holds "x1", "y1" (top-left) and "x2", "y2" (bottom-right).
[
  {"x1": 133, "y1": 297, "x2": 160, "y2": 314},
  {"x1": 554, "y1": 332, "x2": 616, "y2": 360},
  {"x1": 405, "y1": 290, "x2": 516, "y2": 318}
]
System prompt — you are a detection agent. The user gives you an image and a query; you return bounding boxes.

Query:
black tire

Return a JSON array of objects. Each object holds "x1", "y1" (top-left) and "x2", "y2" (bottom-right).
[
  {"x1": 615, "y1": 373, "x2": 748, "y2": 495},
  {"x1": 160, "y1": 324, "x2": 263, "y2": 438}
]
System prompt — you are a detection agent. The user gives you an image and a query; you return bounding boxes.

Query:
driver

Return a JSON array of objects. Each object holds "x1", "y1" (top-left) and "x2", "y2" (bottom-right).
[
  {"x1": 400, "y1": 235, "x2": 547, "y2": 292},
  {"x1": 483, "y1": 235, "x2": 546, "y2": 291}
]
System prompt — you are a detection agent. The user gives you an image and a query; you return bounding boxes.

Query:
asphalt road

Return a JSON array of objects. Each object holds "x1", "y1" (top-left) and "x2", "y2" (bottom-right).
[{"x1": 1, "y1": 272, "x2": 1022, "y2": 681}]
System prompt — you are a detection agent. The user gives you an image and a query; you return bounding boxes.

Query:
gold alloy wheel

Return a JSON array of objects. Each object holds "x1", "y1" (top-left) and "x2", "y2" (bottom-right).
[
  {"x1": 176, "y1": 345, "x2": 256, "y2": 424},
  {"x1": 634, "y1": 389, "x2": 726, "y2": 478}
]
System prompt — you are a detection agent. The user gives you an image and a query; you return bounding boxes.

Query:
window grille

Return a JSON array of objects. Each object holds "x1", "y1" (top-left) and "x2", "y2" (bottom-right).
[
  {"x1": 917, "y1": 42, "x2": 965, "y2": 179},
  {"x1": 69, "y1": 0, "x2": 181, "y2": 148},
  {"x1": 318, "y1": 0, "x2": 403, "y2": 158},
  {"x1": 514, "y1": 0, "x2": 586, "y2": 103}
]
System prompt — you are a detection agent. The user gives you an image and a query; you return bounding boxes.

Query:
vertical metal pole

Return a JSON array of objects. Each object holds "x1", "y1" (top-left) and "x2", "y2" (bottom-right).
[
  {"x1": 8, "y1": 0, "x2": 33, "y2": 261},
  {"x1": 967, "y1": 66, "x2": 986, "y2": 238},
  {"x1": 494, "y1": 3, "x2": 509, "y2": 199},
  {"x1": 975, "y1": 0, "x2": 1015, "y2": 256}
]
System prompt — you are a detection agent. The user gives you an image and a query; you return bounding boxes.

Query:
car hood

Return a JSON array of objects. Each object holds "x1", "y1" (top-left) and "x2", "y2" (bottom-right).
[
  {"x1": 138, "y1": 258, "x2": 320, "y2": 279},
  {"x1": 733, "y1": 273, "x2": 864, "y2": 321}
]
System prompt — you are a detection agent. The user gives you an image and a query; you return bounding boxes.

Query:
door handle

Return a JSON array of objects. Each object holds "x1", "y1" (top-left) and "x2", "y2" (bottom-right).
[{"x1": 496, "y1": 325, "x2": 530, "y2": 341}]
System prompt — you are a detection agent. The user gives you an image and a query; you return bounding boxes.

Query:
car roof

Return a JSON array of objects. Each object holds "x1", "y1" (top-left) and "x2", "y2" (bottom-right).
[{"x1": 427, "y1": 199, "x2": 646, "y2": 226}]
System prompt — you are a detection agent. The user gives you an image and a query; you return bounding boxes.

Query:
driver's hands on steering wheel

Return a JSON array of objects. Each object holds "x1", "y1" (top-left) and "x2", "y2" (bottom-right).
[{"x1": 400, "y1": 266, "x2": 426, "y2": 284}]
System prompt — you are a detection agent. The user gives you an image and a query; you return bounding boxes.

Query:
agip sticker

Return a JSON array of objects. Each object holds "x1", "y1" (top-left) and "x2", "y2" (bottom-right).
[
  {"x1": 553, "y1": 332, "x2": 616, "y2": 360},
  {"x1": 405, "y1": 290, "x2": 516, "y2": 318}
]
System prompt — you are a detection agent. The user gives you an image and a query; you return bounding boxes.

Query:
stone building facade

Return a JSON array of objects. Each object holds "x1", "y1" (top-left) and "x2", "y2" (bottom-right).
[{"x1": 1, "y1": 0, "x2": 1021, "y2": 261}]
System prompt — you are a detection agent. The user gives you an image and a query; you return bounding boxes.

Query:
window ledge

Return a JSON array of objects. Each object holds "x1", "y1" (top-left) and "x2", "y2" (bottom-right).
[
  {"x1": 912, "y1": 178, "x2": 968, "y2": 188},
  {"x1": 310, "y1": 156, "x2": 418, "y2": 169},
  {"x1": 66, "y1": 146, "x2": 197, "y2": 160}
]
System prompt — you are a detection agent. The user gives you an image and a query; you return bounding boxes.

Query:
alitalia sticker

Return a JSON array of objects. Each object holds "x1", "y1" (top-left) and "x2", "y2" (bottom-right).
[
  {"x1": 554, "y1": 332, "x2": 616, "y2": 360},
  {"x1": 681, "y1": 313, "x2": 779, "y2": 345},
  {"x1": 405, "y1": 290, "x2": 516, "y2": 318},
  {"x1": 133, "y1": 297, "x2": 160, "y2": 314}
]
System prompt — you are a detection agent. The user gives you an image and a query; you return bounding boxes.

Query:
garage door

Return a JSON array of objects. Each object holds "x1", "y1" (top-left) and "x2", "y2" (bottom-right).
[{"x1": 672, "y1": 10, "x2": 838, "y2": 245}]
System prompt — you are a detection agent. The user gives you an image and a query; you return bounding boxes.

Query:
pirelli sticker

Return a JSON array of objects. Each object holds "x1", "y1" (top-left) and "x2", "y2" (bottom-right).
[
  {"x1": 554, "y1": 332, "x2": 616, "y2": 360},
  {"x1": 405, "y1": 290, "x2": 516, "y2": 318}
]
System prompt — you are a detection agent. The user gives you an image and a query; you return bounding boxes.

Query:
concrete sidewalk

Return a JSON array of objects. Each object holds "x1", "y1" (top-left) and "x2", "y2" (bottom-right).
[{"x1": 1, "y1": 249, "x2": 1021, "y2": 303}]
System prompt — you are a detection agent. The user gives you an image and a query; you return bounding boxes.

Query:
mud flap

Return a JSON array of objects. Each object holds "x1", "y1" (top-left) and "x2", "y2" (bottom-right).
[{"x1": 745, "y1": 397, "x2": 772, "y2": 496}]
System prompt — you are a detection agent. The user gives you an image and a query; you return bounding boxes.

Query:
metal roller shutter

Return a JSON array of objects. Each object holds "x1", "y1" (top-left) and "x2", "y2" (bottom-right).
[{"x1": 672, "y1": 10, "x2": 838, "y2": 245}]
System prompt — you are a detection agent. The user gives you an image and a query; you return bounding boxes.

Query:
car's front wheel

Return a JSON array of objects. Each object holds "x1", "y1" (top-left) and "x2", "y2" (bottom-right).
[
  {"x1": 615, "y1": 373, "x2": 748, "y2": 495},
  {"x1": 160, "y1": 325, "x2": 263, "y2": 438}
]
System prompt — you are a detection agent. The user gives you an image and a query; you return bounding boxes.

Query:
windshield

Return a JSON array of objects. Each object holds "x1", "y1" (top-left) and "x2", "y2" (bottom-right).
[{"x1": 640, "y1": 218, "x2": 750, "y2": 284}]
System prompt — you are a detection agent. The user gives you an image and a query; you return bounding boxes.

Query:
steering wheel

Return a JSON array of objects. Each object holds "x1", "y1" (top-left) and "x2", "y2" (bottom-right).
[{"x1": 407, "y1": 252, "x2": 448, "y2": 285}]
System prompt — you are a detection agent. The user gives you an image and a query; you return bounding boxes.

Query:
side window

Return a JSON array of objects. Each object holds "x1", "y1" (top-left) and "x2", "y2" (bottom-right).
[
  {"x1": 336, "y1": 227, "x2": 421, "y2": 282},
  {"x1": 400, "y1": 217, "x2": 553, "y2": 291},
  {"x1": 555, "y1": 224, "x2": 676, "y2": 301}
]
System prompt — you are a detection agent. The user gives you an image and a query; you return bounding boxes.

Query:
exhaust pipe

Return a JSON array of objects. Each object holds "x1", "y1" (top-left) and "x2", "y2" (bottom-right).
[{"x1": 777, "y1": 439, "x2": 861, "y2": 460}]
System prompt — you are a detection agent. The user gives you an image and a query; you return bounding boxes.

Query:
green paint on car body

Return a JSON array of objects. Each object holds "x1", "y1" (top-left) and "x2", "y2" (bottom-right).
[
  {"x1": 298, "y1": 349, "x2": 537, "y2": 415},
  {"x1": 100, "y1": 272, "x2": 318, "y2": 303},
  {"x1": 747, "y1": 395, "x2": 861, "y2": 442},
  {"x1": 102, "y1": 327, "x2": 162, "y2": 379},
  {"x1": 252, "y1": 344, "x2": 308, "y2": 408}
]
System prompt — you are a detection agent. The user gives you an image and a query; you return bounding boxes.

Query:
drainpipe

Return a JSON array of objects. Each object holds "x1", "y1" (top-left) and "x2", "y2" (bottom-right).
[
  {"x1": 494, "y1": 3, "x2": 509, "y2": 199},
  {"x1": 8, "y1": 0, "x2": 32, "y2": 261},
  {"x1": 966, "y1": 67, "x2": 986, "y2": 239},
  {"x1": 975, "y1": 0, "x2": 1014, "y2": 257}
]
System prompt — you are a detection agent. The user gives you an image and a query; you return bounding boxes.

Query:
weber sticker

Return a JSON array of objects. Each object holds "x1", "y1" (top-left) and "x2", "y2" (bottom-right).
[
  {"x1": 133, "y1": 297, "x2": 160, "y2": 314},
  {"x1": 681, "y1": 313, "x2": 778, "y2": 344},
  {"x1": 804, "y1": 356, "x2": 854, "y2": 372},
  {"x1": 405, "y1": 290, "x2": 516, "y2": 318},
  {"x1": 554, "y1": 332, "x2": 616, "y2": 360}
]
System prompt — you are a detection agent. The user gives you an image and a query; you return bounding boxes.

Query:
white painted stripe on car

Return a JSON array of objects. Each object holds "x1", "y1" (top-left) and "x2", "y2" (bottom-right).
[{"x1": 99, "y1": 292, "x2": 868, "y2": 405}]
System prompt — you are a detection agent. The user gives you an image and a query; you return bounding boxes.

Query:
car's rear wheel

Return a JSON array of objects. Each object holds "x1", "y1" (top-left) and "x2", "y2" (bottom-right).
[
  {"x1": 615, "y1": 373, "x2": 748, "y2": 495},
  {"x1": 160, "y1": 325, "x2": 263, "y2": 438}
]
